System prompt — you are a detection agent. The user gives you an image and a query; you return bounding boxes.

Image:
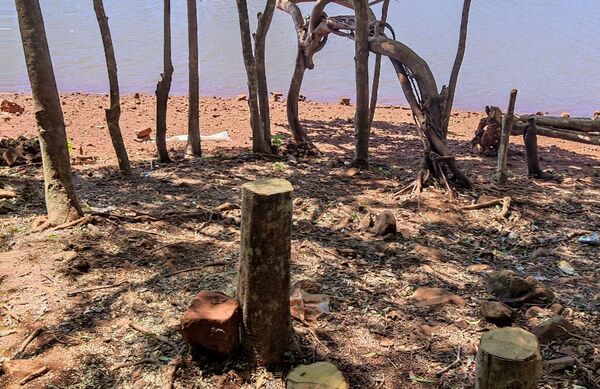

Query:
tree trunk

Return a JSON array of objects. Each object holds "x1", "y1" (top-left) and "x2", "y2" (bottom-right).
[
  {"x1": 186, "y1": 0, "x2": 201, "y2": 156},
  {"x1": 237, "y1": 178, "x2": 295, "y2": 365},
  {"x1": 523, "y1": 118, "x2": 543, "y2": 178},
  {"x1": 93, "y1": 0, "x2": 131, "y2": 175},
  {"x1": 496, "y1": 89, "x2": 518, "y2": 183},
  {"x1": 155, "y1": 0, "x2": 173, "y2": 163},
  {"x1": 287, "y1": 49, "x2": 312, "y2": 146},
  {"x1": 369, "y1": 0, "x2": 390, "y2": 126},
  {"x1": 15, "y1": 0, "x2": 83, "y2": 225},
  {"x1": 353, "y1": 0, "x2": 370, "y2": 167},
  {"x1": 476, "y1": 328, "x2": 542, "y2": 389},
  {"x1": 255, "y1": 0, "x2": 276, "y2": 149},
  {"x1": 236, "y1": 0, "x2": 271, "y2": 154}
]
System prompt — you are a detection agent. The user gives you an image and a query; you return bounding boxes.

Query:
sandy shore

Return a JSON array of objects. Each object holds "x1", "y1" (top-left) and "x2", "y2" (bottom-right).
[{"x1": 2, "y1": 93, "x2": 599, "y2": 166}]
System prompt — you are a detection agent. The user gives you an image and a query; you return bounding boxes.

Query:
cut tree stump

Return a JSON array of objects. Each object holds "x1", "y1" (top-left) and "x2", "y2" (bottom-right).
[
  {"x1": 237, "y1": 178, "x2": 294, "y2": 365},
  {"x1": 476, "y1": 327, "x2": 542, "y2": 389}
]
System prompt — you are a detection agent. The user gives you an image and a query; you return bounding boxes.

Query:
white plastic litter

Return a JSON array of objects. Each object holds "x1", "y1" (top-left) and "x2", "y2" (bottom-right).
[{"x1": 166, "y1": 131, "x2": 230, "y2": 142}]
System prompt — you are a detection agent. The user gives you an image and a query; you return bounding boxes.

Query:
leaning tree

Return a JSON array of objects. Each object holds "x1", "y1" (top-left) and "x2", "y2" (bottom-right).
[
  {"x1": 15, "y1": 0, "x2": 83, "y2": 226},
  {"x1": 93, "y1": 0, "x2": 132, "y2": 175},
  {"x1": 277, "y1": 0, "x2": 473, "y2": 190}
]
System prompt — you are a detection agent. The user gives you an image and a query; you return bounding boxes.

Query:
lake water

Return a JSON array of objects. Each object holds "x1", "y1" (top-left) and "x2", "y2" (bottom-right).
[{"x1": 2, "y1": 1, "x2": 600, "y2": 116}]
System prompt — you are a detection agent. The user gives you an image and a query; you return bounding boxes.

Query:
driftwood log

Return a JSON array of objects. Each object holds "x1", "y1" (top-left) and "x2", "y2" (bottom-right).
[
  {"x1": 517, "y1": 115, "x2": 600, "y2": 133},
  {"x1": 512, "y1": 121, "x2": 600, "y2": 146}
]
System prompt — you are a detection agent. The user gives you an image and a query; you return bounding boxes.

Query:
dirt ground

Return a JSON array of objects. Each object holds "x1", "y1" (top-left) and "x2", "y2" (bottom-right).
[{"x1": 1, "y1": 93, "x2": 599, "y2": 388}]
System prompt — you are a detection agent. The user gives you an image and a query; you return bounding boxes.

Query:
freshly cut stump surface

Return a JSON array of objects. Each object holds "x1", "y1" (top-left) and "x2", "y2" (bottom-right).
[{"x1": 476, "y1": 327, "x2": 542, "y2": 389}]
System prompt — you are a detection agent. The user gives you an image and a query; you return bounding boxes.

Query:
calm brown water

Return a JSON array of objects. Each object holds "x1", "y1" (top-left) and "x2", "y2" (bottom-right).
[{"x1": 2, "y1": 1, "x2": 600, "y2": 116}]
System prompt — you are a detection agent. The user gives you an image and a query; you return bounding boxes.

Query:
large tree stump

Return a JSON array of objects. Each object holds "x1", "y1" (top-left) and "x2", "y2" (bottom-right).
[
  {"x1": 237, "y1": 178, "x2": 294, "y2": 365},
  {"x1": 476, "y1": 327, "x2": 542, "y2": 389}
]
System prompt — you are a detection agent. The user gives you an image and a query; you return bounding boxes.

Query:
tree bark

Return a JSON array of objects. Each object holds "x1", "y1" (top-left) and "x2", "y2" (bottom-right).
[
  {"x1": 155, "y1": 0, "x2": 173, "y2": 163},
  {"x1": 476, "y1": 328, "x2": 542, "y2": 389},
  {"x1": 523, "y1": 118, "x2": 543, "y2": 178},
  {"x1": 369, "y1": 0, "x2": 390, "y2": 126},
  {"x1": 237, "y1": 178, "x2": 294, "y2": 365},
  {"x1": 15, "y1": 0, "x2": 83, "y2": 225},
  {"x1": 353, "y1": 0, "x2": 370, "y2": 167},
  {"x1": 93, "y1": 0, "x2": 131, "y2": 175},
  {"x1": 186, "y1": 0, "x2": 201, "y2": 156},
  {"x1": 496, "y1": 89, "x2": 518, "y2": 183},
  {"x1": 255, "y1": 0, "x2": 276, "y2": 148},
  {"x1": 236, "y1": 0, "x2": 271, "y2": 154}
]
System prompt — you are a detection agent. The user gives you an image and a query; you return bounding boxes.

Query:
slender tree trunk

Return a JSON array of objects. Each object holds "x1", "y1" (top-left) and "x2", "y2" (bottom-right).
[
  {"x1": 93, "y1": 0, "x2": 131, "y2": 175},
  {"x1": 369, "y1": 0, "x2": 390, "y2": 126},
  {"x1": 353, "y1": 0, "x2": 370, "y2": 167},
  {"x1": 186, "y1": 0, "x2": 201, "y2": 156},
  {"x1": 15, "y1": 0, "x2": 82, "y2": 225},
  {"x1": 255, "y1": 0, "x2": 276, "y2": 148},
  {"x1": 155, "y1": 0, "x2": 173, "y2": 163},
  {"x1": 236, "y1": 0, "x2": 271, "y2": 154},
  {"x1": 442, "y1": 0, "x2": 471, "y2": 136}
]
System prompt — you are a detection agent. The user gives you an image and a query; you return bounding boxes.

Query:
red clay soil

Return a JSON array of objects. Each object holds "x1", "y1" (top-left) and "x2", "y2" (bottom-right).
[{"x1": 0, "y1": 93, "x2": 599, "y2": 388}]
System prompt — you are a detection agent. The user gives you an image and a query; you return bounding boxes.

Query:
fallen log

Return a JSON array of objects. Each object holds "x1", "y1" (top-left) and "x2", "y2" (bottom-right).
[
  {"x1": 516, "y1": 115, "x2": 600, "y2": 133},
  {"x1": 512, "y1": 122, "x2": 600, "y2": 146}
]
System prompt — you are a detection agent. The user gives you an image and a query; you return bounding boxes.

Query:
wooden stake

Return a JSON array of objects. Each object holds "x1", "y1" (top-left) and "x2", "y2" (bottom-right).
[
  {"x1": 476, "y1": 327, "x2": 542, "y2": 389},
  {"x1": 524, "y1": 118, "x2": 544, "y2": 177},
  {"x1": 237, "y1": 178, "x2": 294, "y2": 365},
  {"x1": 496, "y1": 89, "x2": 518, "y2": 183}
]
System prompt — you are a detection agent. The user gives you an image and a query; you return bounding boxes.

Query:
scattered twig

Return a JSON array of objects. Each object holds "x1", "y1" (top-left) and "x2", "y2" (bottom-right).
[
  {"x1": 460, "y1": 198, "x2": 504, "y2": 210},
  {"x1": 164, "y1": 261, "x2": 229, "y2": 277},
  {"x1": 162, "y1": 350, "x2": 184, "y2": 389},
  {"x1": 14, "y1": 327, "x2": 44, "y2": 358},
  {"x1": 497, "y1": 196, "x2": 512, "y2": 219},
  {"x1": 128, "y1": 322, "x2": 180, "y2": 352},
  {"x1": 19, "y1": 366, "x2": 49, "y2": 386},
  {"x1": 3, "y1": 305, "x2": 21, "y2": 322},
  {"x1": 67, "y1": 281, "x2": 128, "y2": 297},
  {"x1": 435, "y1": 345, "x2": 461, "y2": 376},
  {"x1": 111, "y1": 358, "x2": 158, "y2": 371}
]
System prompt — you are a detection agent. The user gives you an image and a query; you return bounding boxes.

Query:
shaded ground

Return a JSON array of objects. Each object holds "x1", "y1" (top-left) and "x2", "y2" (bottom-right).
[{"x1": 1, "y1": 94, "x2": 599, "y2": 388}]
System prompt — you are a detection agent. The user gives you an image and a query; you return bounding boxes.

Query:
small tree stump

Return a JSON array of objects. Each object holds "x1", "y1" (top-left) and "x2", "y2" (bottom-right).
[
  {"x1": 237, "y1": 178, "x2": 294, "y2": 365},
  {"x1": 476, "y1": 327, "x2": 542, "y2": 389}
]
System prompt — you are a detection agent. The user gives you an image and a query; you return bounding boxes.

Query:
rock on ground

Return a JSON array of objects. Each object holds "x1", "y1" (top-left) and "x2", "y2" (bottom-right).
[
  {"x1": 181, "y1": 290, "x2": 240, "y2": 355},
  {"x1": 372, "y1": 211, "x2": 396, "y2": 236},
  {"x1": 480, "y1": 301, "x2": 514, "y2": 327},
  {"x1": 488, "y1": 270, "x2": 554, "y2": 304}
]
